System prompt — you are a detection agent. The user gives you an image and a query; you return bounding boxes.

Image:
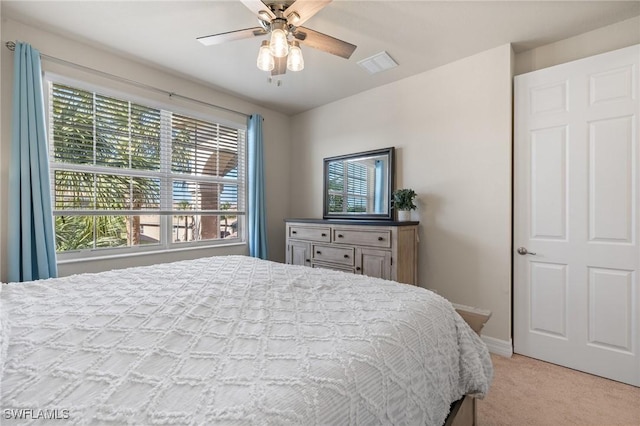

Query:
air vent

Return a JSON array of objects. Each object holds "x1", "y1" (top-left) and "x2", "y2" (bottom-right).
[{"x1": 357, "y1": 51, "x2": 398, "y2": 75}]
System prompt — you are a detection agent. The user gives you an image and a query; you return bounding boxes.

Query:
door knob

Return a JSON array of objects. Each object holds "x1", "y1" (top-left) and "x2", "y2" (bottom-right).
[{"x1": 517, "y1": 247, "x2": 536, "y2": 256}]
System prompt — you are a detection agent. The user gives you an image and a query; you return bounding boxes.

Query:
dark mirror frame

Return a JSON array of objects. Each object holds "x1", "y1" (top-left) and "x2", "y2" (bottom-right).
[{"x1": 323, "y1": 147, "x2": 395, "y2": 220}]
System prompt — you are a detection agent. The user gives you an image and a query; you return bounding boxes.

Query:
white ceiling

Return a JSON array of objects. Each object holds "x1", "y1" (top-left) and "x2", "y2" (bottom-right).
[{"x1": 3, "y1": 1, "x2": 639, "y2": 115}]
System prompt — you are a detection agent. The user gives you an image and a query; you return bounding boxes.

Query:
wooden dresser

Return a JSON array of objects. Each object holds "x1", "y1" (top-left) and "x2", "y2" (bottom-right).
[{"x1": 285, "y1": 219, "x2": 419, "y2": 285}]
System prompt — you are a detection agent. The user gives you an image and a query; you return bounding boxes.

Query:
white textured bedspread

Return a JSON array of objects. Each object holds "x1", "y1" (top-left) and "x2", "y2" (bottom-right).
[{"x1": 1, "y1": 255, "x2": 492, "y2": 425}]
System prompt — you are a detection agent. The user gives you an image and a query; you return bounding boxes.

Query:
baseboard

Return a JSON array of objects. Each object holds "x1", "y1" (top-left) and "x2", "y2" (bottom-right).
[{"x1": 482, "y1": 336, "x2": 513, "y2": 357}]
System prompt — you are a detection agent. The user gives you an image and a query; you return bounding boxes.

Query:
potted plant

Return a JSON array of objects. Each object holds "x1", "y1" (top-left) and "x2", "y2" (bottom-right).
[{"x1": 393, "y1": 188, "x2": 417, "y2": 221}]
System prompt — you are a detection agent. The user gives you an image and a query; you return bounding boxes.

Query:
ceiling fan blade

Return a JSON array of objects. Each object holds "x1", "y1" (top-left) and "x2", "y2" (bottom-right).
[
  {"x1": 197, "y1": 27, "x2": 267, "y2": 46},
  {"x1": 272, "y1": 56, "x2": 287, "y2": 76},
  {"x1": 293, "y1": 27, "x2": 356, "y2": 59},
  {"x1": 283, "y1": 0, "x2": 331, "y2": 26},
  {"x1": 240, "y1": 0, "x2": 275, "y2": 22}
]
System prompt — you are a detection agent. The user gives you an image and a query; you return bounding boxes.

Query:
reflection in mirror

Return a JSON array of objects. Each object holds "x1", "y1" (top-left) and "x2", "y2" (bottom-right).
[{"x1": 323, "y1": 147, "x2": 394, "y2": 220}]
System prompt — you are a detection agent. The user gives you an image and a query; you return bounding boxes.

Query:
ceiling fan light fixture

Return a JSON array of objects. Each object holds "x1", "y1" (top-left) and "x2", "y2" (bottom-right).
[
  {"x1": 287, "y1": 41, "x2": 304, "y2": 72},
  {"x1": 269, "y1": 21, "x2": 289, "y2": 58},
  {"x1": 256, "y1": 40, "x2": 275, "y2": 71},
  {"x1": 199, "y1": 1, "x2": 358, "y2": 77}
]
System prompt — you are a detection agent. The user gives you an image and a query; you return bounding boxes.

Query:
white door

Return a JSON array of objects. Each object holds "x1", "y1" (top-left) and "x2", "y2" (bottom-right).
[{"x1": 514, "y1": 44, "x2": 640, "y2": 386}]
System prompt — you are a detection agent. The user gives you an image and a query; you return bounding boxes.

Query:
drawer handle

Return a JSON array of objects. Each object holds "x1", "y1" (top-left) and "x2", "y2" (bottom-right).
[
  {"x1": 337, "y1": 234, "x2": 344, "y2": 238},
  {"x1": 316, "y1": 251, "x2": 322, "y2": 255},
  {"x1": 292, "y1": 230, "x2": 297, "y2": 234},
  {"x1": 321, "y1": 233, "x2": 327, "y2": 237},
  {"x1": 378, "y1": 236, "x2": 384, "y2": 241},
  {"x1": 306, "y1": 259, "x2": 310, "y2": 262},
  {"x1": 356, "y1": 267, "x2": 361, "y2": 271},
  {"x1": 343, "y1": 254, "x2": 349, "y2": 258}
]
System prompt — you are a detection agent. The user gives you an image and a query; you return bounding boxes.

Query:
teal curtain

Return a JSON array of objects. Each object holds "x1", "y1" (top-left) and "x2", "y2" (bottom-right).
[
  {"x1": 247, "y1": 114, "x2": 268, "y2": 259},
  {"x1": 7, "y1": 42, "x2": 58, "y2": 282}
]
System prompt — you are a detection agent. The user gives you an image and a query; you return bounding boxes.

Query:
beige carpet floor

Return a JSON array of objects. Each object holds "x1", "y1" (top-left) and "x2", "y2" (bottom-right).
[{"x1": 477, "y1": 354, "x2": 640, "y2": 426}]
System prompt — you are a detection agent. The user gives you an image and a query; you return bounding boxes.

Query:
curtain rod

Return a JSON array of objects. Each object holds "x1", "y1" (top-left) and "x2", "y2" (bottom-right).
[{"x1": 4, "y1": 41, "x2": 250, "y2": 119}]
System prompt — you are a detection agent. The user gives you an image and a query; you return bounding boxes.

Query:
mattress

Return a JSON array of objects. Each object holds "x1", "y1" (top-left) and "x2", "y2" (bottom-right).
[{"x1": 0, "y1": 255, "x2": 492, "y2": 425}]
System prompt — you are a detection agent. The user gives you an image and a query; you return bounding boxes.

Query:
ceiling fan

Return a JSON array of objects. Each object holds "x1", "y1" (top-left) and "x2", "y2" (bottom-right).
[{"x1": 197, "y1": 0, "x2": 357, "y2": 75}]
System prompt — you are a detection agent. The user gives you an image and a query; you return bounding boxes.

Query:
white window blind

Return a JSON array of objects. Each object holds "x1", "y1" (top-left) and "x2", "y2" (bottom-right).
[
  {"x1": 49, "y1": 82, "x2": 246, "y2": 256},
  {"x1": 327, "y1": 161, "x2": 370, "y2": 213}
]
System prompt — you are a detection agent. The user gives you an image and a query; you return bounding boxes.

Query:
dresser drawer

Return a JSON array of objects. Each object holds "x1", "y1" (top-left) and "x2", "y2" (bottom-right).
[
  {"x1": 312, "y1": 244, "x2": 355, "y2": 266},
  {"x1": 332, "y1": 228, "x2": 391, "y2": 248},
  {"x1": 312, "y1": 263, "x2": 354, "y2": 273},
  {"x1": 289, "y1": 226, "x2": 331, "y2": 242}
]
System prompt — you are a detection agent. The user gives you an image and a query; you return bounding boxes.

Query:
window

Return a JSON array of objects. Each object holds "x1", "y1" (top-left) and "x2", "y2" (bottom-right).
[{"x1": 48, "y1": 81, "x2": 246, "y2": 258}]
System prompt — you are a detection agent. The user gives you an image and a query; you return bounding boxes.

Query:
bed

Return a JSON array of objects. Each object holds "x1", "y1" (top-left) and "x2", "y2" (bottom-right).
[{"x1": 1, "y1": 255, "x2": 492, "y2": 425}]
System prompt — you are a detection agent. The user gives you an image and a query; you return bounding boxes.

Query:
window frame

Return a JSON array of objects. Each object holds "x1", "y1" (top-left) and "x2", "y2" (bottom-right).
[{"x1": 44, "y1": 73, "x2": 247, "y2": 261}]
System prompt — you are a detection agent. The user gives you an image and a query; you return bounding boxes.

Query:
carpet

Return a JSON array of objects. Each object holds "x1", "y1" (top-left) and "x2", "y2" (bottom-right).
[{"x1": 477, "y1": 354, "x2": 640, "y2": 426}]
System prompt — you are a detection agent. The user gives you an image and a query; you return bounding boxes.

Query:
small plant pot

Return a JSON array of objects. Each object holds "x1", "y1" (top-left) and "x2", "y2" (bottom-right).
[{"x1": 397, "y1": 210, "x2": 411, "y2": 221}]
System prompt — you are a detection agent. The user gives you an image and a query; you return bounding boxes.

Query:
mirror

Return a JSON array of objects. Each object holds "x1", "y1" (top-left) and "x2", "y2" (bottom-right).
[{"x1": 323, "y1": 147, "x2": 394, "y2": 220}]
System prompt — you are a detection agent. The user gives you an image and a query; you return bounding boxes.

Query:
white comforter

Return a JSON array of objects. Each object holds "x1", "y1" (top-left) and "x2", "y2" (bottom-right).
[{"x1": 1, "y1": 255, "x2": 492, "y2": 425}]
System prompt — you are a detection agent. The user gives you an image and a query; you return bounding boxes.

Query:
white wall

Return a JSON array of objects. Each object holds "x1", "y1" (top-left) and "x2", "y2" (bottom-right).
[
  {"x1": 0, "y1": 18, "x2": 291, "y2": 281},
  {"x1": 515, "y1": 16, "x2": 640, "y2": 75},
  {"x1": 290, "y1": 45, "x2": 514, "y2": 343}
]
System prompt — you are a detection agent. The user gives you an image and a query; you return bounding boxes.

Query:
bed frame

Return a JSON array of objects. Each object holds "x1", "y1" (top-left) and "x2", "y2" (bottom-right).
[{"x1": 445, "y1": 304, "x2": 492, "y2": 426}]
